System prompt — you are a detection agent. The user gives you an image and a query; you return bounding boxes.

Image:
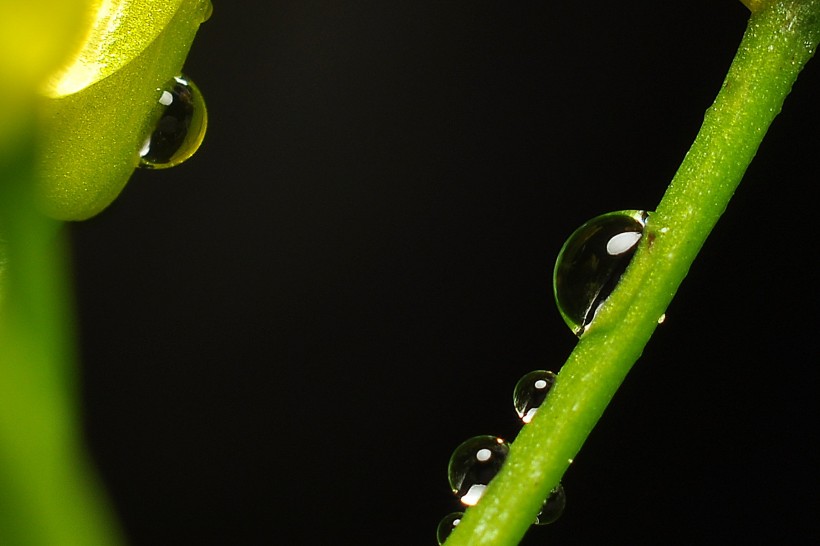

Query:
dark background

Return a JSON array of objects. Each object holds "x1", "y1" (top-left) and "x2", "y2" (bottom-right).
[{"x1": 71, "y1": 1, "x2": 818, "y2": 545}]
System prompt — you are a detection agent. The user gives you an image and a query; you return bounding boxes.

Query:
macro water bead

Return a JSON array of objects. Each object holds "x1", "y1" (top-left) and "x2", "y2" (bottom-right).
[
  {"x1": 436, "y1": 512, "x2": 464, "y2": 545},
  {"x1": 448, "y1": 436, "x2": 509, "y2": 506},
  {"x1": 513, "y1": 370, "x2": 557, "y2": 424},
  {"x1": 534, "y1": 484, "x2": 567, "y2": 525},
  {"x1": 553, "y1": 210, "x2": 650, "y2": 335},
  {"x1": 139, "y1": 75, "x2": 207, "y2": 169}
]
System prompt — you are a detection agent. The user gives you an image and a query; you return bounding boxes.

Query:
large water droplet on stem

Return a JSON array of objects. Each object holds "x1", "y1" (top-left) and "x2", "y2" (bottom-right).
[
  {"x1": 448, "y1": 436, "x2": 509, "y2": 506},
  {"x1": 553, "y1": 210, "x2": 649, "y2": 336},
  {"x1": 513, "y1": 370, "x2": 557, "y2": 424},
  {"x1": 139, "y1": 75, "x2": 207, "y2": 169}
]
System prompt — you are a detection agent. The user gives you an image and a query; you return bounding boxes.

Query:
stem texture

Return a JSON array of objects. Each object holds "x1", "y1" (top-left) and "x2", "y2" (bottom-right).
[{"x1": 444, "y1": 2, "x2": 820, "y2": 544}]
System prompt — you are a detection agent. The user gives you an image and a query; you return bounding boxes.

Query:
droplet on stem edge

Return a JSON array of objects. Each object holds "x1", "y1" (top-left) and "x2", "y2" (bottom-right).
[
  {"x1": 553, "y1": 210, "x2": 650, "y2": 336},
  {"x1": 139, "y1": 74, "x2": 207, "y2": 169},
  {"x1": 436, "y1": 512, "x2": 464, "y2": 544},
  {"x1": 513, "y1": 370, "x2": 557, "y2": 424},
  {"x1": 448, "y1": 435, "x2": 509, "y2": 506},
  {"x1": 534, "y1": 483, "x2": 566, "y2": 525}
]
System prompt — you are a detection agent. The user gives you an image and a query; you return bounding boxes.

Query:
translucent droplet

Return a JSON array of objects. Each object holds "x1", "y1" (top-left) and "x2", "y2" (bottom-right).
[
  {"x1": 534, "y1": 483, "x2": 566, "y2": 525},
  {"x1": 202, "y1": 0, "x2": 214, "y2": 22},
  {"x1": 436, "y1": 512, "x2": 464, "y2": 545},
  {"x1": 139, "y1": 75, "x2": 207, "y2": 169},
  {"x1": 513, "y1": 370, "x2": 557, "y2": 424},
  {"x1": 553, "y1": 210, "x2": 649, "y2": 335},
  {"x1": 448, "y1": 435, "x2": 509, "y2": 506}
]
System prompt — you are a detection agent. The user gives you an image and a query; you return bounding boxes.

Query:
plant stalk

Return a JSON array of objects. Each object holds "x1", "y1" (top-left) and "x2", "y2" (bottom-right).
[{"x1": 444, "y1": 2, "x2": 820, "y2": 544}]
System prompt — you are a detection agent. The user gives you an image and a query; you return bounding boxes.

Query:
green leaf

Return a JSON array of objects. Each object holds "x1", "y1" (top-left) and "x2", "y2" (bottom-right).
[
  {"x1": 36, "y1": 0, "x2": 213, "y2": 220},
  {"x1": 1, "y1": 1, "x2": 211, "y2": 543}
]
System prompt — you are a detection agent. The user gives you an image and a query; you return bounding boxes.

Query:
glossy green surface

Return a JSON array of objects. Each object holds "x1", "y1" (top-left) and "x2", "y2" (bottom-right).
[{"x1": 36, "y1": 0, "x2": 212, "y2": 220}]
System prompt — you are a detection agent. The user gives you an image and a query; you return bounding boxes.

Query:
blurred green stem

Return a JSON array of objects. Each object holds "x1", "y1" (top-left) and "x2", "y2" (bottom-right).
[
  {"x1": 444, "y1": 2, "x2": 820, "y2": 545},
  {"x1": 0, "y1": 126, "x2": 122, "y2": 544},
  {"x1": 0, "y1": 2, "x2": 209, "y2": 542}
]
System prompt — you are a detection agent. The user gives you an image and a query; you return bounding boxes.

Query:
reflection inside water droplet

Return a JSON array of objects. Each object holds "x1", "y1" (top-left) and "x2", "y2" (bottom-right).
[
  {"x1": 139, "y1": 75, "x2": 207, "y2": 169},
  {"x1": 436, "y1": 512, "x2": 463, "y2": 545},
  {"x1": 606, "y1": 231, "x2": 643, "y2": 256},
  {"x1": 448, "y1": 436, "x2": 509, "y2": 506},
  {"x1": 513, "y1": 370, "x2": 557, "y2": 424},
  {"x1": 534, "y1": 484, "x2": 566, "y2": 525},
  {"x1": 553, "y1": 210, "x2": 650, "y2": 336}
]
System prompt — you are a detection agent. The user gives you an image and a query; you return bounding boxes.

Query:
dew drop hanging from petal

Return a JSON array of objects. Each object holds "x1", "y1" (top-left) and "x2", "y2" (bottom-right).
[
  {"x1": 139, "y1": 74, "x2": 208, "y2": 169},
  {"x1": 448, "y1": 436, "x2": 509, "y2": 506},
  {"x1": 553, "y1": 210, "x2": 649, "y2": 336}
]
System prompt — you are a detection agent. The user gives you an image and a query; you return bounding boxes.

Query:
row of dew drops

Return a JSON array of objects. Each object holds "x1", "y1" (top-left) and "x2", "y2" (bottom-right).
[
  {"x1": 437, "y1": 209, "x2": 653, "y2": 544},
  {"x1": 136, "y1": 79, "x2": 655, "y2": 542}
]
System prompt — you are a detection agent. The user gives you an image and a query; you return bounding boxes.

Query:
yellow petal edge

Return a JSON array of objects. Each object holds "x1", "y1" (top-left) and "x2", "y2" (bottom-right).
[
  {"x1": 36, "y1": 0, "x2": 212, "y2": 220},
  {"x1": 0, "y1": 0, "x2": 89, "y2": 149},
  {"x1": 42, "y1": 0, "x2": 211, "y2": 98}
]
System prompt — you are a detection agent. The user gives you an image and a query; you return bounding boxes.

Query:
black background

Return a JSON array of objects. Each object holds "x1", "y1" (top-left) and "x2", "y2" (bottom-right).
[{"x1": 71, "y1": 1, "x2": 818, "y2": 545}]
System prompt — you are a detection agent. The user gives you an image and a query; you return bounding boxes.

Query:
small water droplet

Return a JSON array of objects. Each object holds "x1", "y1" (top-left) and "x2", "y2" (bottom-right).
[
  {"x1": 448, "y1": 436, "x2": 509, "y2": 506},
  {"x1": 657, "y1": 313, "x2": 666, "y2": 324},
  {"x1": 202, "y1": 0, "x2": 214, "y2": 22},
  {"x1": 534, "y1": 484, "x2": 566, "y2": 525},
  {"x1": 139, "y1": 75, "x2": 207, "y2": 169},
  {"x1": 513, "y1": 370, "x2": 557, "y2": 424},
  {"x1": 436, "y1": 512, "x2": 464, "y2": 544},
  {"x1": 553, "y1": 210, "x2": 649, "y2": 335}
]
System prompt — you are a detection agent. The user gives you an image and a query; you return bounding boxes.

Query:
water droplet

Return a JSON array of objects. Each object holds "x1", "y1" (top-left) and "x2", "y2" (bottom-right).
[
  {"x1": 202, "y1": 0, "x2": 214, "y2": 22},
  {"x1": 513, "y1": 370, "x2": 557, "y2": 424},
  {"x1": 657, "y1": 313, "x2": 666, "y2": 324},
  {"x1": 436, "y1": 512, "x2": 464, "y2": 544},
  {"x1": 534, "y1": 484, "x2": 566, "y2": 525},
  {"x1": 553, "y1": 210, "x2": 649, "y2": 335},
  {"x1": 448, "y1": 436, "x2": 509, "y2": 506},
  {"x1": 139, "y1": 75, "x2": 207, "y2": 169}
]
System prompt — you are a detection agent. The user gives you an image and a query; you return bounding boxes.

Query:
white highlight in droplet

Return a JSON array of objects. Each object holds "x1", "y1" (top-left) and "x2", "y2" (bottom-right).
[
  {"x1": 606, "y1": 231, "x2": 642, "y2": 256},
  {"x1": 138, "y1": 136, "x2": 151, "y2": 157},
  {"x1": 461, "y1": 484, "x2": 487, "y2": 506},
  {"x1": 475, "y1": 448, "x2": 492, "y2": 462},
  {"x1": 522, "y1": 408, "x2": 538, "y2": 424},
  {"x1": 534, "y1": 379, "x2": 548, "y2": 390},
  {"x1": 159, "y1": 90, "x2": 174, "y2": 106}
]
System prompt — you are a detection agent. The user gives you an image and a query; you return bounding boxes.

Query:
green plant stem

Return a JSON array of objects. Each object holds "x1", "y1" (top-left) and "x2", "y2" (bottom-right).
[
  {"x1": 444, "y1": 2, "x2": 820, "y2": 545},
  {"x1": 0, "y1": 127, "x2": 123, "y2": 545},
  {"x1": 1, "y1": 3, "x2": 210, "y2": 543}
]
